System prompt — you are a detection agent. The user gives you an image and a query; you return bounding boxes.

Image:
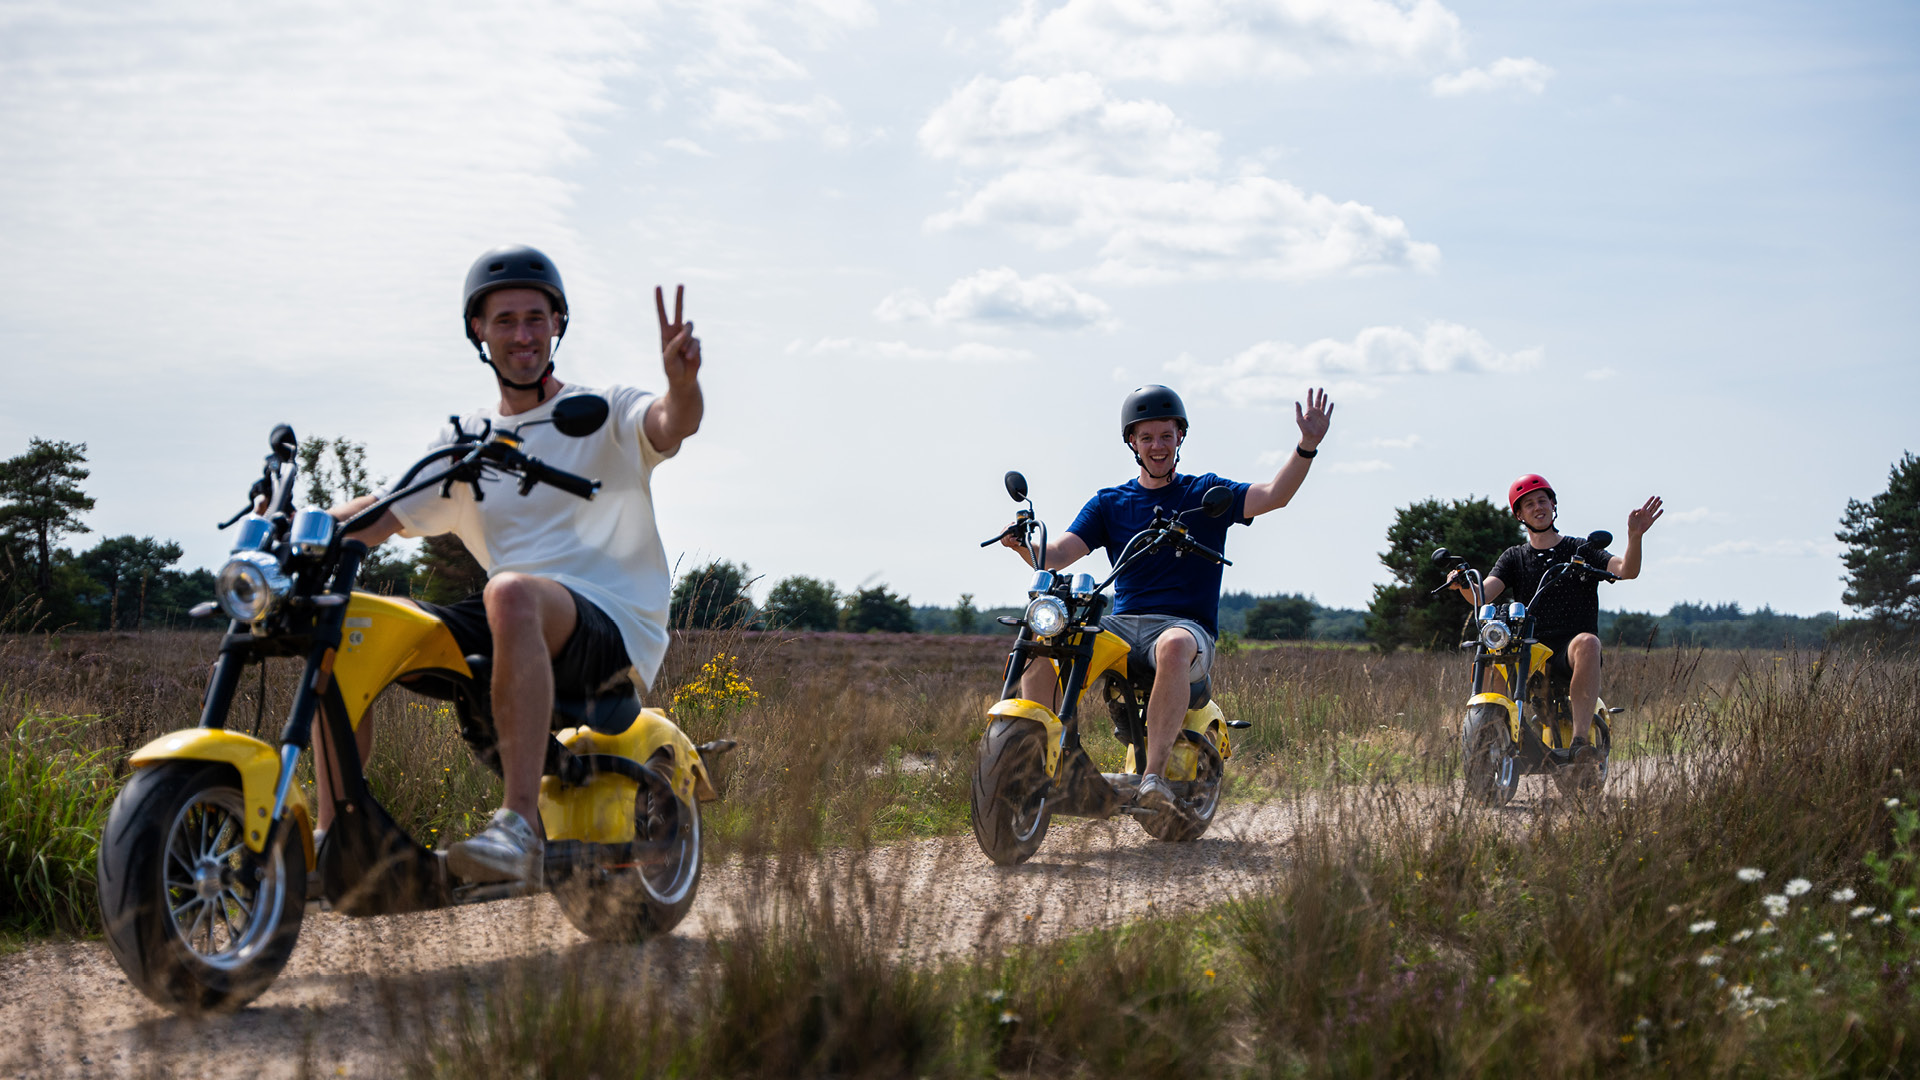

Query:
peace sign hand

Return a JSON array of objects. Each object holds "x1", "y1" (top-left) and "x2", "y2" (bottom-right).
[
  {"x1": 1626, "y1": 496, "x2": 1663, "y2": 538},
  {"x1": 1295, "y1": 387, "x2": 1334, "y2": 450},
  {"x1": 656, "y1": 284, "x2": 701, "y2": 387}
]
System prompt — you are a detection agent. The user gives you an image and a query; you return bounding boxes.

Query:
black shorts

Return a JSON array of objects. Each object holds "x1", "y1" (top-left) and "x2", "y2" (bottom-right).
[
  {"x1": 1538, "y1": 632, "x2": 1597, "y2": 685},
  {"x1": 417, "y1": 586, "x2": 632, "y2": 698}
]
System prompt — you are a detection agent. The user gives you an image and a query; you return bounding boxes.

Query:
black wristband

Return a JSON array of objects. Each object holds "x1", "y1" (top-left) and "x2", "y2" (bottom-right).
[{"x1": 1295, "y1": 444, "x2": 1318, "y2": 459}]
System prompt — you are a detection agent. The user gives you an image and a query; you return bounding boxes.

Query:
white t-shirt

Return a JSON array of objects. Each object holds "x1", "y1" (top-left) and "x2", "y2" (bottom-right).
[{"x1": 388, "y1": 383, "x2": 676, "y2": 686}]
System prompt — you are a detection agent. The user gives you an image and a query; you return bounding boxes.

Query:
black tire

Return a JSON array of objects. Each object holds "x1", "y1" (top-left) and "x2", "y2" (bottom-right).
[
  {"x1": 971, "y1": 718, "x2": 1053, "y2": 866},
  {"x1": 97, "y1": 761, "x2": 305, "y2": 1013},
  {"x1": 1462, "y1": 704, "x2": 1520, "y2": 807},
  {"x1": 1552, "y1": 712, "x2": 1611, "y2": 798},
  {"x1": 1136, "y1": 731, "x2": 1224, "y2": 842},
  {"x1": 553, "y1": 761, "x2": 702, "y2": 941}
]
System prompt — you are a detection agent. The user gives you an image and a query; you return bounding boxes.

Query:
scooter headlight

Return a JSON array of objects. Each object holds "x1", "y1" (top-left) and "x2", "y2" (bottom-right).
[
  {"x1": 1024, "y1": 595, "x2": 1069, "y2": 638},
  {"x1": 216, "y1": 550, "x2": 291, "y2": 623},
  {"x1": 1478, "y1": 620, "x2": 1513, "y2": 653}
]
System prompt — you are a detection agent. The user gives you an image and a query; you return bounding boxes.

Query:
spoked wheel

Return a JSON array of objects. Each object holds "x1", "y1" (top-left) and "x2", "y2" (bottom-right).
[
  {"x1": 97, "y1": 762, "x2": 305, "y2": 1013},
  {"x1": 1552, "y1": 712, "x2": 1611, "y2": 798},
  {"x1": 1137, "y1": 731, "x2": 1224, "y2": 842},
  {"x1": 1462, "y1": 704, "x2": 1520, "y2": 807},
  {"x1": 554, "y1": 755, "x2": 702, "y2": 941},
  {"x1": 971, "y1": 718, "x2": 1053, "y2": 866}
]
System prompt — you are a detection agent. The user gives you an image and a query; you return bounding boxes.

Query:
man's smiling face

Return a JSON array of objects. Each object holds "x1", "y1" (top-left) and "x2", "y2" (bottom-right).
[
  {"x1": 1128, "y1": 418, "x2": 1184, "y2": 480},
  {"x1": 1516, "y1": 488, "x2": 1557, "y2": 531},
  {"x1": 472, "y1": 287, "x2": 557, "y2": 385}
]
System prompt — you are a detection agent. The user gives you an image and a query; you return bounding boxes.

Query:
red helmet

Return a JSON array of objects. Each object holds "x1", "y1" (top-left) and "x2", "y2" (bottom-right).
[{"x1": 1508, "y1": 474, "x2": 1556, "y2": 513}]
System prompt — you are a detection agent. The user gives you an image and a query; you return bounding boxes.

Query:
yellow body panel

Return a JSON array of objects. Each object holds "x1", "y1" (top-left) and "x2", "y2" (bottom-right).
[
  {"x1": 1071, "y1": 630, "x2": 1131, "y2": 707},
  {"x1": 987, "y1": 698, "x2": 1064, "y2": 777},
  {"x1": 1530, "y1": 641, "x2": 1554, "y2": 673},
  {"x1": 332, "y1": 593, "x2": 472, "y2": 726},
  {"x1": 1125, "y1": 702, "x2": 1228, "y2": 779},
  {"x1": 539, "y1": 707, "x2": 715, "y2": 844},
  {"x1": 1468, "y1": 692, "x2": 1520, "y2": 743},
  {"x1": 128, "y1": 729, "x2": 315, "y2": 866}
]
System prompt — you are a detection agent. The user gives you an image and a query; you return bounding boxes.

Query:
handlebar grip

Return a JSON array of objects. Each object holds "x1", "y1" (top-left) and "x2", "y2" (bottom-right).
[{"x1": 526, "y1": 458, "x2": 601, "y2": 500}]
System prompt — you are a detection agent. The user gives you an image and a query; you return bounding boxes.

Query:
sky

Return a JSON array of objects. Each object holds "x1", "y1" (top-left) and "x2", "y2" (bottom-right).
[{"x1": 2, "y1": 0, "x2": 1915, "y2": 617}]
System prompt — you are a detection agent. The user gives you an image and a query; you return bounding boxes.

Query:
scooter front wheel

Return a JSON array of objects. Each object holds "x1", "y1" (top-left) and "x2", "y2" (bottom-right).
[
  {"x1": 971, "y1": 718, "x2": 1053, "y2": 865},
  {"x1": 1462, "y1": 704, "x2": 1520, "y2": 807},
  {"x1": 554, "y1": 761, "x2": 702, "y2": 941},
  {"x1": 97, "y1": 761, "x2": 306, "y2": 1013}
]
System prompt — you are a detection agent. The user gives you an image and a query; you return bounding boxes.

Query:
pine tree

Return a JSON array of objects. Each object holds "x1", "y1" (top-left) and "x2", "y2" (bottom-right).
[
  {"x1": 1365, "y1": 496, "x2": 1521, "y2": 652},
  {"x1": 0, "y1": 439, "x2": 95, "y2": 595},
  {"x1": 1837, "y1": 451, "x2": 1920, "y2": 635}
]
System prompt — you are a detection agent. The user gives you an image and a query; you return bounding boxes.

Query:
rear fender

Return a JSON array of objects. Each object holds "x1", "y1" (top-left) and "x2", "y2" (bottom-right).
[
  {"x1": 987, "y1": 698, "x2": 1064, "y2": 777},
  {"x1": 543, "y1": 708, "x2": 715, "y2": 844},
  {"x1": 1468, "y1": 692, "x2": 1520, "y2": 744},
  {"x1": 1185, "y1": 699, "x2": 1229, "y2": 759},
  {"x1": 128, "y1": 729, "x2": 315, "y2": 867}
]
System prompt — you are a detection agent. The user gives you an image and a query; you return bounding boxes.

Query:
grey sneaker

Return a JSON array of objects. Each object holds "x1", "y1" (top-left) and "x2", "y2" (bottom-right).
[
  {"x1": 1135, "y1": 774, "x2": 1177, "y2": 814},
  {"x1": 447, "y1": 808, "x2": 543, "y2": 885}
]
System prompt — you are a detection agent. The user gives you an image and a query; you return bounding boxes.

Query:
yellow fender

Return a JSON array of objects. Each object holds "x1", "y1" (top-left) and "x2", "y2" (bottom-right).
[
  {"x1": 1469, "y1": 692, "x2": 1520, "y2": 744},
  {"x1": 332, "y1": 593, "x2": 472, "y2": 727},
  {"x1": 540, "y1": 707, "x2": 718, "y2": 844},
  {"x1": 986, "y1": 698, "x2": 1064, "y2": 777},
  {"x1": 128, "y1": 728, "x2": 315, "y2": 868}
]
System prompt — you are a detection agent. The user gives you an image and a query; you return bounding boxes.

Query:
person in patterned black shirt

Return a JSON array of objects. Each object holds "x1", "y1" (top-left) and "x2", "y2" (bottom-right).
[{"x1": 1449, "y1": 474, "x2": 1662, "y2": 766}]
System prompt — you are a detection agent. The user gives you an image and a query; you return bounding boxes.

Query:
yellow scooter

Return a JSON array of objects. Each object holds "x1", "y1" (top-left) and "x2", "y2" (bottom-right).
[
  {"x1": 96, "y1": 399, "x2": 732, "y2": 1013},
  {"x1": 1432, "y1": 532, "x2": 1619, "y2": 805},
  {"x1": 970, "y1": 472, "x2": 1250, "y2": 866}
]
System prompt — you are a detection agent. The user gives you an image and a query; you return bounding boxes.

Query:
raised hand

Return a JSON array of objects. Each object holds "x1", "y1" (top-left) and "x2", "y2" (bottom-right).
[
  {"x1": 1295, "y1": 387, "x2": 1334, "y2": 450},
  {"x1": 656, "y1": 284, "x2": 701, "y2": 386},
  {"x1": 1626, "y1": 496, "x2": 1663, "y2": 537}
]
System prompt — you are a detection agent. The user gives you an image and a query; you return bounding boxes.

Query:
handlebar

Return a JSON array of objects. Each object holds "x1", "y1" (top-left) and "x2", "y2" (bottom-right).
[{"x1": 505, "y1": 448, "x2": 600, "y2": 500}]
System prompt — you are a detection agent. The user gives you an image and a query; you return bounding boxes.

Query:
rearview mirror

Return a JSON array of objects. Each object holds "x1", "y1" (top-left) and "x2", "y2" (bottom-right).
[
  {"x1": 269, "y1": 424, "x2": 298, "y2": 463},
  {"x1": 1201, "y1": 485, "x2": 1233, "y2": 518},
  {"x1": 1430, "y1": 547, "x2": 1453, "y2": 566},
  {"x1": 1004, "y1": 471, "x2": 1028, "y2": 503},
  {"x1": 552, "y1": 394, "x2": 610, "y2": 438},
  {"x1": 1584, "y1": 530, "x2": 1614, "y2": 552}
]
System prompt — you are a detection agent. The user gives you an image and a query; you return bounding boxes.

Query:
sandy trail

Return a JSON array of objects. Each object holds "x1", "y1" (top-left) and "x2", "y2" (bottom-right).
[{"x1": 1, "y1": 764, "x2": 1657, "y2": 1079}]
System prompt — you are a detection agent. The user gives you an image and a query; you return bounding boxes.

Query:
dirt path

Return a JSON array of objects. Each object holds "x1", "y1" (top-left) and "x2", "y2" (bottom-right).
[{"x1": 0, "y1": 764, "x2": 1664, "y2": 1079}]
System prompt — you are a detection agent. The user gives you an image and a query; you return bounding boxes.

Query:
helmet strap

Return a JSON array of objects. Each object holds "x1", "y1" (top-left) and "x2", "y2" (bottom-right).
[
  {"x1": 478, "y1": 339, "x2": 560, "y2": 403},
  {"x1": 1133, "y1": 445, "x2": 1181, "y2": 481},
  {"x1": 1520, "y1": 506, "x2": 1558, "y2": 534}
]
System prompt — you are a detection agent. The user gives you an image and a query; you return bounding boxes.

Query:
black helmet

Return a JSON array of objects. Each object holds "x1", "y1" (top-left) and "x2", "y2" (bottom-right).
[
  {"x1": 462, "y1": 244, "x2": 569, "y2": 348},
  {"x1": 1120, "y1": 385, "x2": 1188, "y2": 441}
]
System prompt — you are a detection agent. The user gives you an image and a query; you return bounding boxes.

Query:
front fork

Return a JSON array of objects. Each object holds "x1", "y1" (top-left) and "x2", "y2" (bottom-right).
[{"x1": 1000, "y1": 627, "x2": 1095, "y2": 772}]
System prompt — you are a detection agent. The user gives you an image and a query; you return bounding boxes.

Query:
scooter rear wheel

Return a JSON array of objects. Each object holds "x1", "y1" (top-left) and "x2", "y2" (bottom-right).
[
  {"x1": 1462, "y1": 704, "x2": 1520, "y2": 807},
  {"x1": 1552, "y1": 713, "x2": 1611, "y2": 798},
  {"x1": 554, "y1": 760, "x2": 702, "y2": 941},
  {"x1": 1136, "y1": 731, "x2": 1224, "y2": 842},
  {"x1": 971, "y1": 718, "x2": 1052, "y2": 865},
  {"x1": 97, "y1": 761, "x2": 305, "y2": 1013}
]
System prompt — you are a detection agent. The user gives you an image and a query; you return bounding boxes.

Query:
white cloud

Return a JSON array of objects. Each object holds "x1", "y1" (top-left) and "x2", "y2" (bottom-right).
[
  {"x1": 1700, "y1": 539, "x2": 1845, "y2": 559},
  {"x1": 1329, "y1": 459, "x2": 1393, "y2": 474},
  {"x1": 1584, "y1": 366, "x2": 1619, "y2": 381},
  {"x1": 875, "y1": 268, "x2": 1113, "y2": 329},
  {"x1": 707, "y1": 88, "x2": 850, "y2": 145},
  {"x1": 663, "y1": 137, "x2": 715, "y2": 157},
  {"x1": 919, "y1": 75, "x2": 1436, "y2": 282},
  {"x1": 1431, "y1": 56, "x2": 1555, "y2": 97},
  {"x1": 1169, "y1": 322, "x2": 1540, "y2": 403},
  {"x1": 1371, "y1": 433, "x2": 1421, "y2": 449},
  {"x1": 997, "y1": 0, "x2": 1465, "y2": 83},
  {"x1": 788, "y1": 337, "x2": 1035, "y2": 364},
  {"x1": 1667, "y1": 507, "x2": 1726, "y2": 525},
  {"x1": 919, "y1": 74, "x2": 1220, "y2": 175}
]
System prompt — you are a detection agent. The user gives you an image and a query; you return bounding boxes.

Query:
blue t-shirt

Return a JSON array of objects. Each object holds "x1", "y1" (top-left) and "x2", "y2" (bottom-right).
[{"x1": 1066, "y1": 472, "x2": 1252, "y2": 636}]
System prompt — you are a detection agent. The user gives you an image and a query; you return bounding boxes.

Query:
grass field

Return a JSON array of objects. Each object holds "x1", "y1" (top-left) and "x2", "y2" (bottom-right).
[{"x1": 4, "y1": 629, "x2": 1917, "y2": 1074}]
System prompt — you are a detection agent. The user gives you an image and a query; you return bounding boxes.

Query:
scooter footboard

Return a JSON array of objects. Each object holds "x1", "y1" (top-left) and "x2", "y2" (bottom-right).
[{"x1": 1048, "y1": 749, "x2": 1122, "y2": 819}]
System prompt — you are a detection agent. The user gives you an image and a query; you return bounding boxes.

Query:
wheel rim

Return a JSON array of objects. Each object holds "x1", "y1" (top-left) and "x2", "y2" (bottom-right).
[
  {"x1": 635, "y1": 776, "x2": 700, "y2": 906},
  {"x1": 1009, "y1": 788, "x2": 1048, "y2": 842},
  {"x1": 1181, "y1": 740, "x2": 1223, "y2": 820},
  {"x1": 162, "y1": 787, "x2": 286, "y2": 970}
]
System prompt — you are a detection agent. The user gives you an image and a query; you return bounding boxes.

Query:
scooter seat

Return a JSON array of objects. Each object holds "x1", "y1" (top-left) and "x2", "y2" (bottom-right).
[
  {"x1": 551, "y1": 692, "x2": 643, "y2": 735},
  {"x1": 1118, "y1": 671, "x2": 1212, "y2": 711}
]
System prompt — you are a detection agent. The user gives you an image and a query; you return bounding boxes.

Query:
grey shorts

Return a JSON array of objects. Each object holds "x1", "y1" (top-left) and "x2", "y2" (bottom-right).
[{"x1": 1101, "y1": 614, "x2": 1215, "y2": 684}]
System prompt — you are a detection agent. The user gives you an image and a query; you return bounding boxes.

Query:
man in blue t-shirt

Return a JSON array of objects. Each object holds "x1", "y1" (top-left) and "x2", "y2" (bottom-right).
[{"x1": 1000, "y1": 384, "x2": 1334, "y2": 812}]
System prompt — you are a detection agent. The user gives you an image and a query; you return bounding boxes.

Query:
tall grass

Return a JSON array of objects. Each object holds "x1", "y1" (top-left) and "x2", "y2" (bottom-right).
[
  {"x1": 1, "y1": 712, "x2": 116, "y2": 936},
  {"x1": 393, "y1": 644, "x2": 1920, "y2": 1077}
]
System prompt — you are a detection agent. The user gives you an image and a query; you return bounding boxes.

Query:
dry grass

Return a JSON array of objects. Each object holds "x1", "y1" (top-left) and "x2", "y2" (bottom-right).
[{"x1": 5, "y1": 628, "x2": 1919, "y2": 1074}]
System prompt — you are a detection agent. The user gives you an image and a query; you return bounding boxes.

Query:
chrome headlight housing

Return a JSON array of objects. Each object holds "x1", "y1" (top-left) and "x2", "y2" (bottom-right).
[
  {"x1": 216, "y1": 550, "x2": 292, "y2": 623},
  {"x1": 1478, "y1": 619, "x2": 1513, "y2": 653},
  {"x1": 1024, "y1": 595, "x2": 1069, "y2": 638}
]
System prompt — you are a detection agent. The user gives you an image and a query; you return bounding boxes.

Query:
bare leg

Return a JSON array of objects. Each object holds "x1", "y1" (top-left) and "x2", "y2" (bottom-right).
[
  {"x1": 484, "y1": 573, "x2": 579, "y2": 823},
  {"x1": 1143, "y1": 629, "x2": 1197, "y2": 777},
  {"x1": 1018, "y1": 656, "x2": 1060, "y2": 710},
  {"x1": 1566, "y1": 633, "x2": 1603, "y2": 740},
  {"x1": 313, "y1": 711, "x2": 374, "y2": 832}
]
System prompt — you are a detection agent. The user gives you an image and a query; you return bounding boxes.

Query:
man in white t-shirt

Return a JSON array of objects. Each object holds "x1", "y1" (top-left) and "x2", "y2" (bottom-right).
[{"x1": 325, "y1": 244, "x2": 703, "y2": 885}]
